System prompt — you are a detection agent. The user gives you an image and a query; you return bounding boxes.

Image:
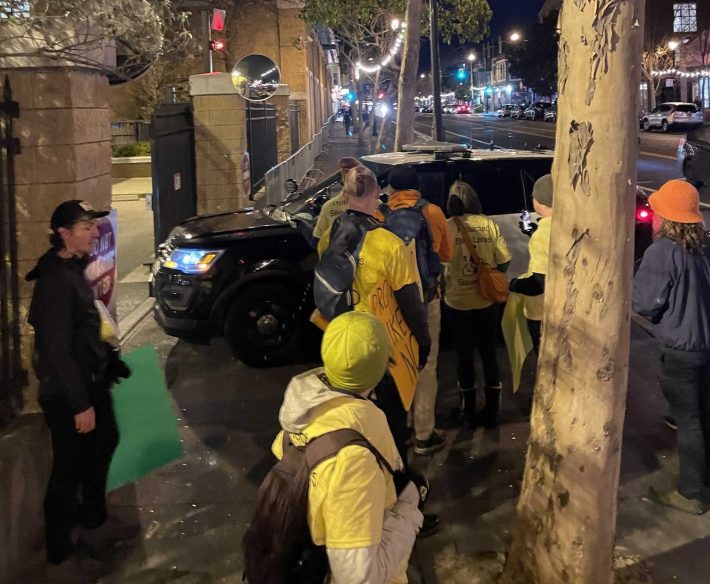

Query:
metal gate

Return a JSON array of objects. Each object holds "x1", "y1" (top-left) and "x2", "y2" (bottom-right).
[
  {"x1": 289, "y1": 101, "x2": 300, "y2": 154},
  {"x1": 150, "y1": 103, "x2": 196, "y2": 249},
  {"x1": 0, "y1": 76, "x2": 24, "y2": 422},
  {"x1": 246, "y1": 102, "x2": 277, "y2": 196}
]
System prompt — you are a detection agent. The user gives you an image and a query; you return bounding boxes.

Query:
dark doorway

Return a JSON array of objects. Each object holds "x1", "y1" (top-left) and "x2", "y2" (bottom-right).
[
  {"x1": 246, "y1": 102, "x2": 277, "y2": 196},
  {"x1": 150, "y1": 103, "x2": 196, "y2": 248}
]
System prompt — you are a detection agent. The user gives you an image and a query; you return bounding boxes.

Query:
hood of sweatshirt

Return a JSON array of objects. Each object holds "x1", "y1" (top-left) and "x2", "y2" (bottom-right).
[
  {"x1": 25, "y1": 248, "x2": 88, "y2": 282},
  {"x1": 276, "y1": 367, "x2": 403, "y2": 472}
]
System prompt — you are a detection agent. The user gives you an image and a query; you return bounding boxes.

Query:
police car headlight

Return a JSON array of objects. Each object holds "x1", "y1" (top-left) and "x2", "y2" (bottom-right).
[{"x1": 163, "y1": 248, "x2": 225, "y2": 274}]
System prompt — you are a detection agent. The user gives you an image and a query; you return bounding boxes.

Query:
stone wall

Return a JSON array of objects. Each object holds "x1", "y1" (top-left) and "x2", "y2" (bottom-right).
[
  {"x1": 191, "y1": 73, "x2": 249, "y2": 213},
  {"x1": 1, "y1": 66, "x2": 111, "y2": 579},
  {"x1": 3, "y1": 67, "x2": 112, "y2": 412},
  {"x1": 0, "y1": 416, "x2": 51, "y2": 581}
]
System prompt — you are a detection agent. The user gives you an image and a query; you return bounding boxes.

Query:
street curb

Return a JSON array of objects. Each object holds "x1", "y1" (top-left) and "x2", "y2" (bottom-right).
[{"x1": 119, "y1": 297, "x2": 155, "y2": 347}]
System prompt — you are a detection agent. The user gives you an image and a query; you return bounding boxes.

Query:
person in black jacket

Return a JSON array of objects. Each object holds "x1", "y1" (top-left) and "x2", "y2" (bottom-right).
[
  {"x1": 633, "y1": 180, "x2": 710, "y2": 515},
  {"x1": 26, "y1": 200, "x2": 134, "y2": 582}
]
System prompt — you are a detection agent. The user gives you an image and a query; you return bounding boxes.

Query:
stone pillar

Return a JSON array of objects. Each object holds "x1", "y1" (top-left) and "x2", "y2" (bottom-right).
[
  {"x1": 4, "y1": 67, "x2": 112, "y2": 410},
  {"x1": 190, "y1": 73, "x2": 249, "y2": 213},
  {"x1": 0, "y1": 65, "x2": 110, "y2": 581}
]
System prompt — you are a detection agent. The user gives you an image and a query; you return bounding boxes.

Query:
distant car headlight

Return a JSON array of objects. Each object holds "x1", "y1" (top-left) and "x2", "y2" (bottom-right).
[{"x1": 163, "y1": 248, "x2": 225, "y2": 274}]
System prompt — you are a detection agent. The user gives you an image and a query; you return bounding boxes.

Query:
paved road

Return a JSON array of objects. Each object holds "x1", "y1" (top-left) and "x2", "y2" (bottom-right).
[{"x1": 411, "y1": 113, "x2": 687, "y2": 193}]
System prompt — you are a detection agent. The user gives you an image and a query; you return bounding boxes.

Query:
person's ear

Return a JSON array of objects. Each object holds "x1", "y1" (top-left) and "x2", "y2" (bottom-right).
[{"x1": 57, "y1": 226, "x2": 70, "y2": 241}]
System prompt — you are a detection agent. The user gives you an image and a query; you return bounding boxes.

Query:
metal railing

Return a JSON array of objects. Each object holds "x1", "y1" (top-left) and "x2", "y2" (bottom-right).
[
  {"x1": 0, "y1": 75, "x2": 25, "y2": 424},
  {"x1": 264, "y1": 115, "x2": 334, "y2": 205}
]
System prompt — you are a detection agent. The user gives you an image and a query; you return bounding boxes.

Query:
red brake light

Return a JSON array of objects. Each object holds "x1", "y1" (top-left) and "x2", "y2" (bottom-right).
[{"x1": 636, "y1": 207, "x2": 652, "y2": 222}]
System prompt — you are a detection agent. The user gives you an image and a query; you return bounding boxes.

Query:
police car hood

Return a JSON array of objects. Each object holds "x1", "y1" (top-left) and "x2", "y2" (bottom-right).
[{"x1": 170, "y1": 207, "x2": 282, "y2": 242}]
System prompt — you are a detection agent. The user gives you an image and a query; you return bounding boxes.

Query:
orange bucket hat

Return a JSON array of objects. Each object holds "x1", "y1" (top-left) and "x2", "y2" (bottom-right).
[{"x1": 648, "y1": 180, "x2": 703, "y2": 224}]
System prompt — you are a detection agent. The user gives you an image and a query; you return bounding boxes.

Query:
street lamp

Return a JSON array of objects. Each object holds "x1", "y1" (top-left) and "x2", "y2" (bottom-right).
[
  {"x1": 391, "y1": 18, "x2": 400, "y2": 31},
  {"x1": 668, "y1": 40, "x2": 679, "y2": 99},
  {"x1": 467, "y1": 52, "x2": 476, "y2": 105},
  {"x1": 510, "y1": 31, "x2": 521, "y2": 42}
]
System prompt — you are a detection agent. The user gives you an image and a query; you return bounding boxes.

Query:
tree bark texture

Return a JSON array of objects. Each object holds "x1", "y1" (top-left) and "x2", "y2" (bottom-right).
[
  {"x1": 394, "y1": 0, "x2": 423, "y2": 151},
  {"x1": 501, "y1": 1, "x2": 644, "y2": 583}
]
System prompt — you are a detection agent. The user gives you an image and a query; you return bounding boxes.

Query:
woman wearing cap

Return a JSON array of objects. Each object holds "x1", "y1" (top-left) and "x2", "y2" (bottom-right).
[
  {"x1": 26, "y1": 200, "x2": 135, "y2": 581},
  {"x1": 272, "y1": 312, "x2": 423, "y2": 582},
  {"x1": 633, "y1": 180, "x2": 710, "y2": 515}
]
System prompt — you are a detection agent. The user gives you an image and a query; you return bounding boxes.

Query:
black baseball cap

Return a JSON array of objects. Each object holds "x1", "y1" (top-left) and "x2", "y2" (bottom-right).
[{"x1": 50, "y1": 200, "x2": 109, "y2": 232}]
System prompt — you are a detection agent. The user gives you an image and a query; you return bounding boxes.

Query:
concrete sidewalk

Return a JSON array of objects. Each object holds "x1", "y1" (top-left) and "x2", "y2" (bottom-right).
[
  {"x1": 112, "y1": 177, "x2": 152, "y2": 202},
  {"x1": 59, "y1": 314, "x2": 704, "y2": 584}
]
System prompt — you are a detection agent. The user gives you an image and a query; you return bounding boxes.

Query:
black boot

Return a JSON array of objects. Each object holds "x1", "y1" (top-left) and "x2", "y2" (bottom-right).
[
  {"x1": 480, "y1": 384, "x2": 502, "y2": 428},
  {"x1": 451, "y1": 387, "x2": 476, "y2": 428}
]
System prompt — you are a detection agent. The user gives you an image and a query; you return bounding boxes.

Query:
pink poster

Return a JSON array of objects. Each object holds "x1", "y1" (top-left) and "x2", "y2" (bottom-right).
[{"x1": 85, "y1": 208, "x2": 118, "y2": 320}]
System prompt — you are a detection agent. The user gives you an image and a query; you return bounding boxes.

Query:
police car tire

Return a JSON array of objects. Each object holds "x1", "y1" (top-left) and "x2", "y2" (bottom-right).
[{"x1": 225, "y1": 282, "x2": 304, "y2": 367}]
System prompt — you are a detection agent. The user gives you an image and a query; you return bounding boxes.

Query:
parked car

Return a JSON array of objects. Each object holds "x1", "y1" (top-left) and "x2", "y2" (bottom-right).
[
  {"x1": 497, "y1": 104, "x2": 516, "y2": 117},
  {"x1": 510, "y1": 104, "x2": 527, "y2": 119},
  {"x1": 442, "y1": 105, "x2": 456, "y2": 114},
  {"x1": 641, "y1": 102, "x2": 704, "y2": 132},
  {"x1": 544, "y1": 104, "x2": 557, "y2": 122},
  {"x1": 456, "y1": 104, "x2": 472, "y2": 114},
  {"x1": 150, "y1": 145, "x2": 654, "y2": 367},
  {"x1": 420, "y1": 105, "x2": 433, "y2": 113},
  {"x1": 524, "y1": 101, "x2": 553, "y2": 120}
]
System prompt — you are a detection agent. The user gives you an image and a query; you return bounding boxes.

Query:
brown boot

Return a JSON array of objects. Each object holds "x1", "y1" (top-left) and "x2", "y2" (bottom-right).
[
  {"x1": 649, "y1": 487, "x2": 707, "y2": 515},
  {"x1": 76, "y1": 516, "x2": 140, "y2": 546}
]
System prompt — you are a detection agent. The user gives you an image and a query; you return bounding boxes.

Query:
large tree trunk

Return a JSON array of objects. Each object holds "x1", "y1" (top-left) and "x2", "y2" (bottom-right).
[
  {"x1": 501, "y1": 1, "x2": 644, "y2": 583},
  {"x1": 394, "y1": 0, "x2": 423, "y2": 151}
]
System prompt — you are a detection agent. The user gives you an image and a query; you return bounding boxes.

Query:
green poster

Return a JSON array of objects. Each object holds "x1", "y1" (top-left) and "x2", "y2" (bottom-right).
[{"x1": 107, "y1": 345, "x2": 183, "y2": 491}]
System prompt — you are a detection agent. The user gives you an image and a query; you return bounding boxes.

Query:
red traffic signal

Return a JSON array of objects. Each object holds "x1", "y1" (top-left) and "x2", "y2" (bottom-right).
[
  {"x1": 211, "y1": 9, "x2": 226, "y2": 32},
  {"x1": 210, "y1": 39, "x2": 226, "y2": 52}
]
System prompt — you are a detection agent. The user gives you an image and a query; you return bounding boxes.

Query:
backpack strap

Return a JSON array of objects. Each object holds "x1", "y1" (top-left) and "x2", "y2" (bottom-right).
[
  {"x1": 303, "y1": 428, "x2": 395, "y2": 476},
  {"x1": 378, "y1": 202, "x2": 391, "y2": 219}
]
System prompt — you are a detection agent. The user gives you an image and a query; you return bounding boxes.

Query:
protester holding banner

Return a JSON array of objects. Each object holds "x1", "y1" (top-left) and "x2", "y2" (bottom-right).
[
  {"x1": 317, "y1": 167, "x2": 430, "y2": 463},
  {"x1": 444, "y1": 181, "x2": 512, "y2": 429},
  {"x1": 26, "y1": 200, "x2": 136, "y2": 583}
]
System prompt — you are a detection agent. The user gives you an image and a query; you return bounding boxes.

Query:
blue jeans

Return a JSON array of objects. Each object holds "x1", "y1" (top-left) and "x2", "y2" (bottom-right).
[{"x1": 659, "y1": 349, "x2": 710, "y2": 498}]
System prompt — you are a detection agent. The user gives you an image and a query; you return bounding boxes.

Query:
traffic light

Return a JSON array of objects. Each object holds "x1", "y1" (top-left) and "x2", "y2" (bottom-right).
[
  {"x1": 210, "y1": 39, "x2": 226, "y2": 52},
  {"x1": 345, "y1": 91, "x2": 355, "y2": 102},
  {"x1": 457, "y1": 68, "x2": 466, "y2": 81}
]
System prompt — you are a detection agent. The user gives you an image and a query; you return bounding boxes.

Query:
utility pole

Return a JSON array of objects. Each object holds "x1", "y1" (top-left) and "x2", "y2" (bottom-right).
[{"x1": 430, "y1": 0, "x2": 444, "y2": 141}]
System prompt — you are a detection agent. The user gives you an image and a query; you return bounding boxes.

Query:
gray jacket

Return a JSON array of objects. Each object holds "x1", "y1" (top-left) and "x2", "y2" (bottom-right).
[{"x1": 633, "y1": 236, "x2": 710, "y2": 352}]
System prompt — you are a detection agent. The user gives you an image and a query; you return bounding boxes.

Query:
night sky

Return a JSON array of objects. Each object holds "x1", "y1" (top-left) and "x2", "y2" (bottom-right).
[
  {"x1": 488, "y1": 0, "x2": 548, "y2": 38},
  {"x1": 420, "y1": 0, "x2": 548, "y2": 70}
]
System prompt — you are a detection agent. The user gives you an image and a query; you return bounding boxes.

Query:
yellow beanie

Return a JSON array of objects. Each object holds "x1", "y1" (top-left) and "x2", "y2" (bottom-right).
[{"x1": 322, "y1": 312, "x2": 391, "y2": 393}]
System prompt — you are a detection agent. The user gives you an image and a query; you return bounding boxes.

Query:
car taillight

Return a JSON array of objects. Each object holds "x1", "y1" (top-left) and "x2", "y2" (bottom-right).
[{"x1": 636, "y1": 207, "x2": 653, "y2": 222}]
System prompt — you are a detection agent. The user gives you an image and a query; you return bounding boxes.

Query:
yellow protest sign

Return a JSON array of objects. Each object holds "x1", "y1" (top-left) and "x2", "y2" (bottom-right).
[{"x1": 369, "y1": 277, "x2": 419, "y2": 410}]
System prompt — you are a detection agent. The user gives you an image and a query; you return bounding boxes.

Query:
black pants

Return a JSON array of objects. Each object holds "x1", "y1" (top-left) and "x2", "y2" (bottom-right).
[
  {"x1": 40, "y1": 390, "x2": 119, "y2": 564},
  {"x1": 446, "y1": 304, "x2": 501, "y2": 390},
  {"x1": 527, "y1": 319, "x2": 542, "y2": 355},
  {"x1": 372, "y1": 376, "x2": 409, "y2": 469},
  {"x1": 659, "y1": 349, "x2": 710, "y2": 499}
]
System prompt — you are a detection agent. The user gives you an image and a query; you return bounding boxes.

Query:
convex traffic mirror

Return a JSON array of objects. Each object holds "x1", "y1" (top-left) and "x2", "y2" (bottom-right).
[{"x1": 231, "y1": 54, "x2": 281, "y2": 101}]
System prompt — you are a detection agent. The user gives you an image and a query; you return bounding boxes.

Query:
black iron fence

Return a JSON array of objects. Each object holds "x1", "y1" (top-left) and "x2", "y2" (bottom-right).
[
  {"x1": 246, "y1": 102, "x2": 277, "y2": 196},
  {"x1": 111, "y1": 120, "x2": 151, "y2": 147},
  {"x1": 0, "y1": 75, "x2": 25, "y2": 423}
]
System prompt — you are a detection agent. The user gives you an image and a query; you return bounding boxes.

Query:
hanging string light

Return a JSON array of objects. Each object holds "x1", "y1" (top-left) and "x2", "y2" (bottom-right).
[
  {"x1": 651, "y1": 68, "x2": 710, "y2": 78},
  {"x1": 354, "y1": 20, "x2": 406, "y2": 80}
]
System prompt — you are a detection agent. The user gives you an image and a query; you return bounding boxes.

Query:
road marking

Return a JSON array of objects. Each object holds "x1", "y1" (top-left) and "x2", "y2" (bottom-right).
[
  {"x1": 418, "y1": 119, "x2": 680, "y2": 160},
  {"x1": 120, "y1": 264, "x2": 151, "y2": 284}
]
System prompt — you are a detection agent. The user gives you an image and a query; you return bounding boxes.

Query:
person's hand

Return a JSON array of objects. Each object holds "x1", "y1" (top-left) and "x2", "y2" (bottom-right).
[
  {"x1": 75, "y1": 407, "x2": 96, "y2": 433},
  {"x1": 418, "y1": 344, "x2": 430, "y2": 371}
]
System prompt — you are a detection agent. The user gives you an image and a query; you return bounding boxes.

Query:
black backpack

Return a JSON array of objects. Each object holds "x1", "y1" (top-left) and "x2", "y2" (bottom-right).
[
  {"x1": 379, "y1": 199, "x2": 441, "y2": 297},
  {"x1": 242, "y1": 428, "x2": 393, "y2": 584},
  {"x1": 313, "y1": 213, "x2": 379, "y2": 321}
]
